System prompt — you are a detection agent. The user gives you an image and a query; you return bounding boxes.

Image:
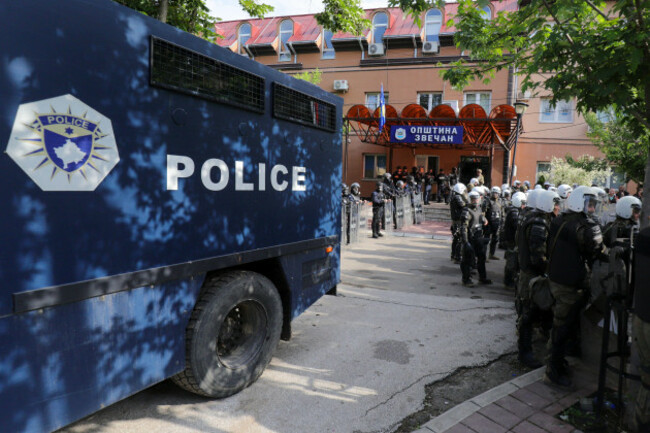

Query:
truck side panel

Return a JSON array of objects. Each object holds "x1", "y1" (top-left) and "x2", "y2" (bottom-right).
[{"x1": 0, "y1": 0, "x2": 342, "y2": 432}]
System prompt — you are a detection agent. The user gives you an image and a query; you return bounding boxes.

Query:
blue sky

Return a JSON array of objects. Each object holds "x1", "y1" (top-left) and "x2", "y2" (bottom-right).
[{"x1": 209, "y1": 0, "x2": 389, "y2": 22}]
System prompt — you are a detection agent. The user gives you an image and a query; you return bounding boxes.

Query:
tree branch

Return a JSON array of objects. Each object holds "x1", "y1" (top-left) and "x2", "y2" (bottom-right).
[
  {"x1": 583, "y1": 0, "x2": 610, "y2": 21},
  {"x1": 541, "y1": 0, "x2": 575, "y2": 45}
]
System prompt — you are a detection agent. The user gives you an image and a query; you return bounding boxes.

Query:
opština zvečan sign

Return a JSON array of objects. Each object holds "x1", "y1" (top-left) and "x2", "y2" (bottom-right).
[{"x1": 390, "y1": 125, "x2": 464, "y2": 145}]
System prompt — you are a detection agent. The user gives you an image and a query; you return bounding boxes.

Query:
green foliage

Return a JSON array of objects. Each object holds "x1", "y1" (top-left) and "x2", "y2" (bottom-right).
[
  {"x1": 113, "y1": 0, "x2": 220, "y2": 41},
  {"x1": 113, "y1": 0, "x2": 275, "y2": 41},
  {"x1": 315, "y1": 0, "x2": 370, "y2": 36},
  {"x1": 293, "y1": 68, "x2": 323, "y2": 85},
  {"x1": 549, "y1": 156, "x2": 612, "y2": 187},
  {"x1": 584, "y1": 110, "x2": 650, "y2": 183}
]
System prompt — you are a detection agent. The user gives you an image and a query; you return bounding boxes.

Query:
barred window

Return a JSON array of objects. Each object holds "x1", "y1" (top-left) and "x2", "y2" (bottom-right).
[
  {"x1": 150, "y1": 36, "x2": 265, "y2": 113},
  {"x1": 273, "y1": 83, "x2": 336, "y2": 131}
]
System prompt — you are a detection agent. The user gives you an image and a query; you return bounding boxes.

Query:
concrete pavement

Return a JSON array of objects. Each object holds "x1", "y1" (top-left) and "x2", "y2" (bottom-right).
[{"x1": 61, "y1": 226, "x2": 518, "y2": 433}]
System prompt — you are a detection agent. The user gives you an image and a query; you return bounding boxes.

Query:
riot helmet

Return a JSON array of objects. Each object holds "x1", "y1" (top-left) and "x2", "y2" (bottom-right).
[
  {"x1": 501, "y1": 183, "x2": 509, "y2": 192},
  {"x1": 566, "y1": 186, "x2": 598, "y2": 215},
  {"x1": 536, "y1": 190, "x2": 561, "y2": 214},
  {"x1": 468, "y1": 190, "x2": 481, "y2": 208},
  {"x1": 396, "y1": 180, "x2": 405, "y2": 189},
  {"x1": 616, "y1": 196, "x2": 642, "y2": 220},
  {"x1": 557, "y1": 184, "x2": 573, "y2": 199},
  {"x1": 342, "y1": 183, "x2": 350, "y2": 196},
  {"x1": 383, "y1": 172, "x2": 391, "y2": 181},
  {"x1": 513, "y1": 180, "x2": 521, "y2": 187},
  {"x1": 526, "y1": 189, "x2": 539, "y2": 209},
  {"x1": 469, "y1": 178, "x2": 479, "y2": 187},
  {"x1": 524, "y1": 180, "x2": 531, "y2": 188},
  {"x1": 375, "y1": 181, "x2": 383, "y2": 192},
  {"x1": 534, "y1": 184, "x2": 543, "y2": 190},
  {"x1": 351, "y1": 182, "x2": 361, "y2": 196},
  {"x1": 502, "y1": 188, "x2": 511, "y2": 199},
  {"x1": 491, "y1": 186, "x2": 501, "y2": 198},
  {"x1": 512, "y1": 191, "x2": 527, "y2": 208},
  {"x1": 452, "y1": 182, "x2": 467, "y2": 195}
]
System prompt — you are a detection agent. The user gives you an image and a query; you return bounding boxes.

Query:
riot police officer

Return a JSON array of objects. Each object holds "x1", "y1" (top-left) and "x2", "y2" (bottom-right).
[
  {"x1": 450, "y1": 183, "x2": 468, "y2": 262},
  {"x1": 602, "y1": 195, "x2": 641, "y2": 247},
  {"x1": 371, "y1": 182, "x2": 385, "y2": 238},
  {"x1": 459, "y1": 190, "x2": 491, "y2": 287},
  {"x1": 342, "y1": 183, "x2": 351, "y2": 244},
  {"x1": 503, "y1": 191, "x2": 526, "y2": 288},
  {"x1": 486, "y1": 186, "x2": 503, "y2": 260},
  {"x1": 350, "y1": 182, "x2": 362, "y2": 201},
  {"x1": 516, "y1": 190, "x2": 560, "y2": 368},
  {"x1": 632, "y1": 226, "x2": 650, "y2": 432},
  {"x1": 545, "y1": 186, "x2": 608, "y2": 388},
  {"x1": 557, "y1": 184, "x2": 573, "y2": 213}
]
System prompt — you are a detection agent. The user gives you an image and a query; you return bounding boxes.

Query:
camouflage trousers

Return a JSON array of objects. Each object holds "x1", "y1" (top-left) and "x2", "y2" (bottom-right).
[{"x1": 633, "y1": 315, "x2": 650, "y2": 426}]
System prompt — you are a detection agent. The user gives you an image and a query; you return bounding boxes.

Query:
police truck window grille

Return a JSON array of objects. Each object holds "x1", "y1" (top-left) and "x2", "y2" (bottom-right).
[
  {"x1": 272, "y1": 83, "x2": 336, "y2": 132},
  {"x1": 150, "y1": 37, "x2": 264, "y2": 113}
]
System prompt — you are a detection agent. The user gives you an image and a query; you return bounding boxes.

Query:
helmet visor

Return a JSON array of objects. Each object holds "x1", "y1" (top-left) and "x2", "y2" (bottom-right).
[{"x1": 583, "y1": 194, "x2": 599, "y2": 216}]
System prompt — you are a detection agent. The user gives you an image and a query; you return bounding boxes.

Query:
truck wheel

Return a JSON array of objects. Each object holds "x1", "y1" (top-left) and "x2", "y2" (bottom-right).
[{"x1": 173, "y1": 270, "x2": 282, "y2": 398}]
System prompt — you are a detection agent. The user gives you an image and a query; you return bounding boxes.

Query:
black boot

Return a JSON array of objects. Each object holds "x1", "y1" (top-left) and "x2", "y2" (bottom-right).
[
  {"x1": 544, "y1": 326, "x2": 573, "y2": 389},
  {"x1": 518, "y1": 324, "x2": 543, "y2": 368}
]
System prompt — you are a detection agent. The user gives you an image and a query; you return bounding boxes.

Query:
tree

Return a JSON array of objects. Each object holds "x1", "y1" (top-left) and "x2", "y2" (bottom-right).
[
  {"x1": 427, "y1": 0, "x2": 650, "y2": 227},
  {"x1": 548, "y1": 155, "x2": 612, "y2": 187},
  {"x1": 113, "y1": 0, "x2": 274, "y2": 41},
  {"x1": 584, "y1": 110, "x2": 650, "y2": 184},
  {"x1": 293, "y1": 68, "x2": 323, "y2": 85}
]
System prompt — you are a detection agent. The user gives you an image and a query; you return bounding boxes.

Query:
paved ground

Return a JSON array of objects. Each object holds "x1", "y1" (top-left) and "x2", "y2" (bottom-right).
[{"x1": 61, "y1": 228, "x2": 518, "y2": 433}]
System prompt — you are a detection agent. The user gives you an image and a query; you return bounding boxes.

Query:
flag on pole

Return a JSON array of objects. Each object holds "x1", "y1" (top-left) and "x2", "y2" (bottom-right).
[{"x1": 378, "y1": 83, "x2": 386, "y2": 131}]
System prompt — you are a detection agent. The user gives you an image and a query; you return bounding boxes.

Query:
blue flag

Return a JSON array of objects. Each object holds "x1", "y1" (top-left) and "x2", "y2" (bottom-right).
[{"x1": 378, "y1": 83, "x2": 386, "y2": 131}]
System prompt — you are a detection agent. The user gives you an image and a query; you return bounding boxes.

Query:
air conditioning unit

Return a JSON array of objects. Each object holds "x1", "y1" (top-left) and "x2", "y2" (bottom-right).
[
  {"x1": 368, "y1": 42, "x2": 384, "y2": 56},
  {"x1": 422, "y1": 40, "x2": 439, "y2": 54},
  {"x1": 442, "y1": 100, "x2": 459, "y2": 114},
  {"x1": 333, "y1": 80, "x2": 349, "y2": 92}
]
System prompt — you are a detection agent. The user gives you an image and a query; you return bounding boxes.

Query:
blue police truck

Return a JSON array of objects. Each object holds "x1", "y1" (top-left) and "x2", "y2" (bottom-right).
[{"x1": 0, "y1": 1, "x2": 342, "y2": 431}]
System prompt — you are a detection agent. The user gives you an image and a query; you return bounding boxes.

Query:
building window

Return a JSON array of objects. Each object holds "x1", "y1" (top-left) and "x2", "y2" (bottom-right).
[
  {"x1": 364, "y1": 154, "x2": 387, "y2": 179},
  {"x1": 425, "y1": 9, "x2": 442, "y2": 43},
  {"x1": 481, "y1": 5, "x2": 492, "y2": 20},
  {"x1": 418, "y1": 92, "x2": 443, "y2": 112},
  {"x1": 366, "y1": 92, "x2": 389, "y2": 111},
  {"x1": 372, "y1": 12, "x2": 388, "y2": 44},
  {"x1": 540, "y1": 98, "x2": 573, "y2": 123},
  {"x1": 238, "y1": 23, "x2": 251, "y2": 56},
  {"x1": 464, "y1": 92, "x2": 491, "y2": 113},
  {"x1": 322, "y1": 28, "x2": 335, "y2": 59},
  {"x1": 279, "y1": 20, "x2": 293, "y2": 62},
  {"x1": 536, "y1": 161, "x2": 551, "y2": 183}
]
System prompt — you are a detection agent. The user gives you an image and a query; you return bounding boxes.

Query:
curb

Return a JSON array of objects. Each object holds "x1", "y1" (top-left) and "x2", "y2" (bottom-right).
[{"x1": 412, "y1": 367, "x2": 545, "y2": 433}]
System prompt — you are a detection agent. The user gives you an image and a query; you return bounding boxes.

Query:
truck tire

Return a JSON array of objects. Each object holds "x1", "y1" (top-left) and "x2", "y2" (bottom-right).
[{"x1": 173, "y1": 270, "x2": 282, "y2": 398}]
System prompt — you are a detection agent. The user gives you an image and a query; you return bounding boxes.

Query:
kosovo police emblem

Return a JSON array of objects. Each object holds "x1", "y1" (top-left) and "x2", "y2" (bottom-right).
[{"x1": 6, "y1": 94, "x2": 120, "y2": 191}]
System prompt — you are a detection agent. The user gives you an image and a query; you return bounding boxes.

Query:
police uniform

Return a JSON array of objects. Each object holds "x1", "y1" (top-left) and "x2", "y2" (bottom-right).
[
  {"x1": 459, "y1": 203, "x2": 489, "y2": 285},
  {"x1": 450, "y1": 192, "x2": 467, "y2": 261},
  {"x1": 503, "y1": 204, "x2": 520, "y2": 288},
  {"x1": 633, "y1": 227, "x2": 650, "y2": 431},
  {"x1": 486, "y1": 196, "x2": 502, "y2": 258},
  {"x1": 370, "y1": 185, "x2": 385, "y2": 238},
  {"x1": 516, "y1": 209, "x2": 553, "y2": 368},
  {"x1": 546, "y1": 211, "x2": 608, "y2": 387}
]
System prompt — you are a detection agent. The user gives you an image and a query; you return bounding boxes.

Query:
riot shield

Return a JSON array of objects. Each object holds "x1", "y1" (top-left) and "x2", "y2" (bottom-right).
[
  {"x1": 413, "y1": 192, "x2": 424, "y2": 224},
  {"x1": 349, "y1": 201, "x2": 360, "y2": 243},
  {"x1": 383, "y1": 200, "x2": 394, "y2": 234},
  {"x1": 599, "y1": 202, "x2": 617, "y2": 226},
  {"x1": 341, "y1": 204, "x2": 349, "y2": 244},
  {"x1": 401, "y1": 195, "x2": 413, "y2": 227},
  {"x1": 395, "y1": 197, "x2": 405, "y2": 230},
  {"x1": 359, "y1": 202, "x2": 373, "y2": 237}
]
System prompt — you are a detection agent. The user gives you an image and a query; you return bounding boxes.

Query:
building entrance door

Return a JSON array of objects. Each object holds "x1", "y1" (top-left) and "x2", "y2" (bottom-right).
[{"x1": 459, "y1": 156, "x2": 490, "y2": 186}]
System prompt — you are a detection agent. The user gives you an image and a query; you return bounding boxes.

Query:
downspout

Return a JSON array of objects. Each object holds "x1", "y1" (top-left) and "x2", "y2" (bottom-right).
[
  {"x1": 412, "y1": 35, "x2": 417, "y2": 58},
  {"x1": 358, "y1": 37, "x2": 365, "y2": 60},
  {"x1": 287, "y1": 42, "x2": 297, "y2": 64}
]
